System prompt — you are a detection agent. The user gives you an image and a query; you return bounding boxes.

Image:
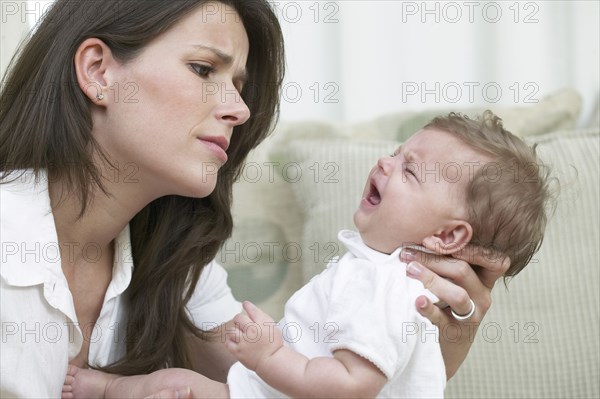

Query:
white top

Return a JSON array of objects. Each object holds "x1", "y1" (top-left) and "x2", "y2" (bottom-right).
[
  {"x1": 0, "y1": 171, "x2": 242, "y2": 398},
  {"x1": 227, "y1": 230, "x2": 445, "y2": 399}
]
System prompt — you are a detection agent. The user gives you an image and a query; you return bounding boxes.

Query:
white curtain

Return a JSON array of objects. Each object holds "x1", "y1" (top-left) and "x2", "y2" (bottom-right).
[
  {"x1": 2, "y1": 1, "x2": 598, "y2": 127},
  {"x1": 277, "y1": 0, "x2": 599, "y2": 127}
]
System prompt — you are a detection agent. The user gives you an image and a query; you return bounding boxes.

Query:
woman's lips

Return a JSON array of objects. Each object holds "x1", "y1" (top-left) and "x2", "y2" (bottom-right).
[{"x1": 197, "y1": 137, "x2": 228, "y2": 163}]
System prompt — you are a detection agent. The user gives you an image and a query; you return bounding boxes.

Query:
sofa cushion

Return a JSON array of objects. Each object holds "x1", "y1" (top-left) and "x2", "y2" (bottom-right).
[
  {"x1": 218, "y1": 136, "x2": 306, "y2": 317},
  {"x1": 281, "y1": 138, "x2": 397, "y2": 280},
  {"x1": 349, "y1": 88, "x2": 582, "y2": 141},
  {"x1": 444, "y1": 127, "x2": 599, "y2": 398}
]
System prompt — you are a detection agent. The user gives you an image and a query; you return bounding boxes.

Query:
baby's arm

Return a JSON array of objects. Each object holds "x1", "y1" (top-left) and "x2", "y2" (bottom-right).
[{"x1": 226, "y1": 302, "x2": 387, "y2": 398}]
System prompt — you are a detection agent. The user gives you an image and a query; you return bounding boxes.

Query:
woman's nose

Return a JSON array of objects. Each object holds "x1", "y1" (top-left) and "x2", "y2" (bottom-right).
[{"x1": 215, "y1": 85, "x2": 251, "y2": 126}]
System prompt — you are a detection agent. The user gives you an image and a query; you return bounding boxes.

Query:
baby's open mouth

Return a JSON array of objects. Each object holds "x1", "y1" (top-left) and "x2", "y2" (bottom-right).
[{"x1": 366, "y1": 182, "x2": 381, "y2": 205}]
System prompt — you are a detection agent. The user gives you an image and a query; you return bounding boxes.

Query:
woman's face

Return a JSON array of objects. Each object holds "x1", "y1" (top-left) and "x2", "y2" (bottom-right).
[{"x1": 96, "y1": 1, "x2": 250, "y2": 199}]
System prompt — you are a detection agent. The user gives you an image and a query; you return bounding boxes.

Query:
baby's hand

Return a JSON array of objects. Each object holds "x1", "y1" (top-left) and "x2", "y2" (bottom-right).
[{"x1": 225, "y1": 301, "x2": 284, "y2": 372}]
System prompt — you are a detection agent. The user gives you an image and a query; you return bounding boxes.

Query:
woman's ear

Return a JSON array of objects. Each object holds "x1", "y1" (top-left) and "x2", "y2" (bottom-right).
[
  {"x1": 422, "y1": 221, "x2": 473, "y2": 255},
  {"x1": 73, "y1": 38, "x2": 114, "y2": 104}
]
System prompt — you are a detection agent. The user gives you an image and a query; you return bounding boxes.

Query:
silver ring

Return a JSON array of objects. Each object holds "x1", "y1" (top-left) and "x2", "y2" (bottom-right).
[{"x1": 451, "y1": 299, "x2": 476, "y2": 321}]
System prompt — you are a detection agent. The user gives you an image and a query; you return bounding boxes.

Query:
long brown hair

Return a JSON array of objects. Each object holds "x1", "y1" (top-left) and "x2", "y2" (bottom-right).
[{"x1": 0, "y1": 0, "x2": 284, "y2": 374}]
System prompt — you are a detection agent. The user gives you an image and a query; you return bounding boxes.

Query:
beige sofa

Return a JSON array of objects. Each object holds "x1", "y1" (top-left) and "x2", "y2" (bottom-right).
[{"x1": 218, "y1": 88, "x2": 599, "y2": 398}]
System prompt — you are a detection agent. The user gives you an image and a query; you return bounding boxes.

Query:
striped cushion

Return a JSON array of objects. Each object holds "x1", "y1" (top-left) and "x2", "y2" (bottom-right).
[{"x1": 445, "y1": 128, "x2": 599, "y2": 398}]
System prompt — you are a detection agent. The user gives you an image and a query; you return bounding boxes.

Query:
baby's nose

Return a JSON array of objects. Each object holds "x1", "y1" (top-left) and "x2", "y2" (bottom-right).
[{"x1": 377, "y1": 156, "x2": 394, "y2": 175}]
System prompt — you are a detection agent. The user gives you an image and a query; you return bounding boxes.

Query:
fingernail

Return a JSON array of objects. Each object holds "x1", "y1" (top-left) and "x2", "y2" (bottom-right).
[
  {"x1": 422, "y1": 237, "x2": 435, "y2": 248},
  {"x1": 416, "y1": 296, "x2": 428, "y2": 309},
  {"x1": 406, "y1": 261, "x2": 422, "y2": 277},
  {"x1": 401, "y1": 248, "x2": 417, "y2": 262},
  {"x1": 176, "y1": 387, "x2": 191, "y2": 399}
]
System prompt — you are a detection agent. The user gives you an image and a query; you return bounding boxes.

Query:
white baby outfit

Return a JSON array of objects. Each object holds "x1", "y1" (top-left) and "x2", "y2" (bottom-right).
[{"x1": 227, "y1": 229, "x2": 446, "y2": 398}]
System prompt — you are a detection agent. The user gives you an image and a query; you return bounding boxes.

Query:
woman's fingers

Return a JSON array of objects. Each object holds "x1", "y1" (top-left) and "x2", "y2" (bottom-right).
[
  {"x1": 403, "y1": 247, "x2": 485, "y2": 299},
  {"x1": 452, "y1": 244, "x2": 511, "y2": 289},
  {"x1": 143, "y1": 387, "x2": 191, "y2": 399},
  {"x1": 402, "y1": 243, "x2": 509, "y2": 315},
  {"x1": 413, "y1": 295, "x2": 447, "y2": 326},
  {"x1": 407, "y1": 261, "x2": 474, "y2": 317},
  {"x1": 402, "y1": 248, "x2": 465, "y2": 281},
  {"x1": 402, "y1": 244, "x2": 509, "y2": 379}
]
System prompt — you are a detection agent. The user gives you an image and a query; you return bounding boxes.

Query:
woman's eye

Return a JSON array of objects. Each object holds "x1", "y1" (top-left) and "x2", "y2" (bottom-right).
[{"x1": 190, "y1": 63, "x2": 214, "y2": 78}]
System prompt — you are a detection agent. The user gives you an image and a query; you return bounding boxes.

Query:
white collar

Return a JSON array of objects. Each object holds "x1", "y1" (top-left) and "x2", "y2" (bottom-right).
[
  {"x1": 1, "y1": 170, "x2": 133, "y2": 293},
  {"x1": 1, "y1": 170, "x2": 60, "y2": 286},
  {"x1": 337, "y1": 229, "x2": 403, "y2": 264},
  {"x1": 337, "y1": 229, "x2": 439, "y2": 303}
]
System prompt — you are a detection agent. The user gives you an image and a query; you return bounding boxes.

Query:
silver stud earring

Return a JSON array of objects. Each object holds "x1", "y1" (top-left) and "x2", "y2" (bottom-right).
[{"x1": 96, "y1": 93, "x2": 105, "y2": 101}]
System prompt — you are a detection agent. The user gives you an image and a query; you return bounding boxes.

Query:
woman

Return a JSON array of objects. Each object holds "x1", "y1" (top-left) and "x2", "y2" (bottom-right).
[{"x1": 0, "y1": 0, "x2": 508, "y2": 397}]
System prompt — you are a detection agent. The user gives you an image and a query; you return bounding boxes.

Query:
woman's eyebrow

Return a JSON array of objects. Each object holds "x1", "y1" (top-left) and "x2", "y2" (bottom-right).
[
  {"x1": 192, "y1": 44, "x2": 233, "y2": 63},
  {"x1": 191, "y1": 44, "x2": 248, "y2": 83}
]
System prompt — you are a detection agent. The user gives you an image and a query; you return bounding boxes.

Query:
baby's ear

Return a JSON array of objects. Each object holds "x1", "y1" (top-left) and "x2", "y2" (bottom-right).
[{"x1": 423, "y1": 221, "x2": 473, "y2": 255}]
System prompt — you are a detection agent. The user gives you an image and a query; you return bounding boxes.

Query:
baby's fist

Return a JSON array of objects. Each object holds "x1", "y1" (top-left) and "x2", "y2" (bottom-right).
[{"x1": 225, "y1": 301, "x2": 283, "y2": 371}]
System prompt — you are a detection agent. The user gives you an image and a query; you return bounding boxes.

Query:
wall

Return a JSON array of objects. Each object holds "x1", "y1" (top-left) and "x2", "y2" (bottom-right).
[
  {"x1": 2, "y1": 1, "x2": 598, "y2": 126},
  {"x1": 276, "y1": 0, "x2": 599, "y2": 127}
]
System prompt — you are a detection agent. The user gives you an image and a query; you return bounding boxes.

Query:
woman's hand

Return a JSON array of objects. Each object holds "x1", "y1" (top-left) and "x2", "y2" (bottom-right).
[
  {"x1": 143, "y1": 387, "x2": 191, "y2": 399},
  {"x1": 401, "y1": 244, "x2": 510, "y2": 379},
  {"x1": 185, "y1": 320, "x2": 239, "y2": 383}
]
